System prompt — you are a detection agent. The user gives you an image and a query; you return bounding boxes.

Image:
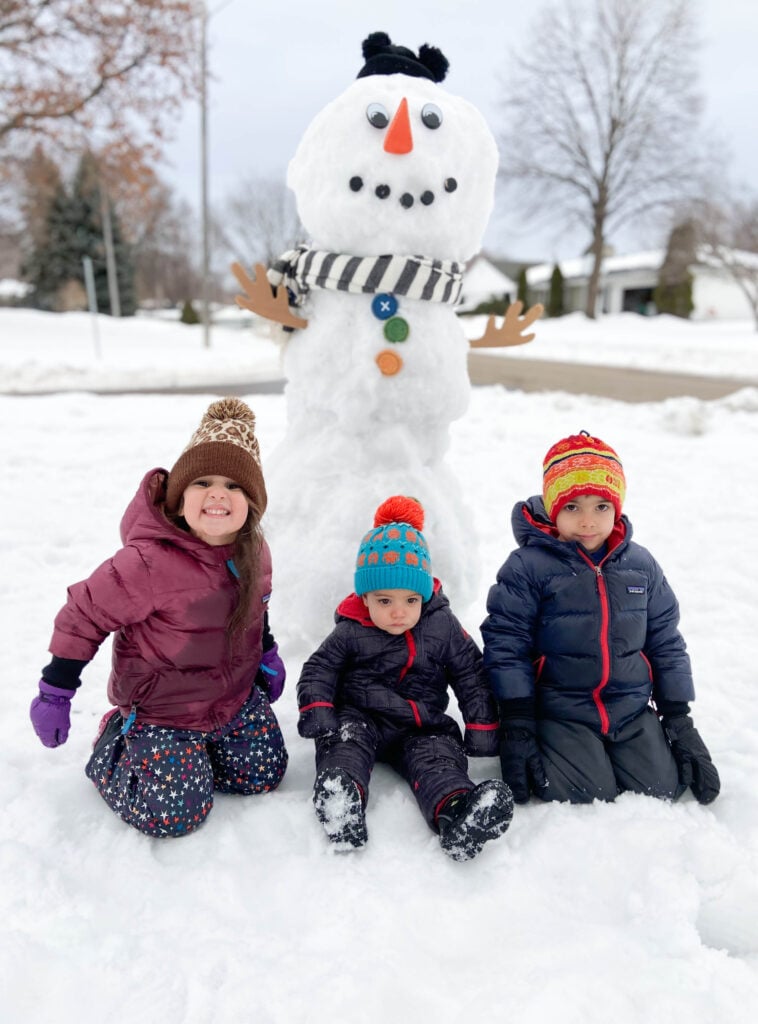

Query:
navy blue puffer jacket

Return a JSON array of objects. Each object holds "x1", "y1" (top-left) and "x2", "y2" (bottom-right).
[
  {"x1": 297, "y1": 584, "x2": 498, "y2": 743},
  {"x1": 481, "y1": 498, "x2": 695, "y2": 735}
]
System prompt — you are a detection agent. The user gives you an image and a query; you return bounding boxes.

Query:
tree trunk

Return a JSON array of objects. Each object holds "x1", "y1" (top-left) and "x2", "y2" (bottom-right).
[{"x1": 585, "y1": 201, "x2": 607, "y2": 319}]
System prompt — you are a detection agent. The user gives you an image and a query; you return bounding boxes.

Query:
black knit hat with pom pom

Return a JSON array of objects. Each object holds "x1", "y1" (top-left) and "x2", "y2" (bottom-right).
[
  {"x1": 357, "y1": 31, "x2": 449, "y2": 82},
  {"x1": 165, "y1": 397, "x2": 267, "y2": 514}
]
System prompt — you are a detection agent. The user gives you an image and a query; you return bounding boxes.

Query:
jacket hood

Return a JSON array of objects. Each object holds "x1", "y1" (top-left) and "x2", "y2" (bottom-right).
[
  {"x1": 336, "y1": 579, "x2": 446, "y2": 626},
  {"x1": 513, "y1": 496, "x2": 630, "y2": 557},
  {"x1": 119, "y1": 468, "x2": 236, "y2": 565}
]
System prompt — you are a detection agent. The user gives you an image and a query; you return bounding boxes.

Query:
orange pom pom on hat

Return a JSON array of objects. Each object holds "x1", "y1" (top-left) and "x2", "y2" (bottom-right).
[
  {"x1": 354, "y1": 496, "x2": 433, "y2": 601},
  {"x1": 542, "y1": 431, "x2": 626, "y2": 522},
  {"x1": 165, "y1": 397, "x2": 267, "y2": 515}
]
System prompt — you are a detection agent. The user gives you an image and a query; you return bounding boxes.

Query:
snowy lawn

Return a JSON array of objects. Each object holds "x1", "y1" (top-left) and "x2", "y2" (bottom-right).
[{"x1": 1, "y1": 310, "x2": 757, "y2": 1023}]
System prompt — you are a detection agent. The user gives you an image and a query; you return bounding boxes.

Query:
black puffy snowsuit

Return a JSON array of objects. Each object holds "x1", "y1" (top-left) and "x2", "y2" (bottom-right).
[
  {"x1": 297, "y1": 584, "x2": 499, "y2": 828},
  {"x1": 482, "y1": 498, "x2": 695, "y2": 730}
]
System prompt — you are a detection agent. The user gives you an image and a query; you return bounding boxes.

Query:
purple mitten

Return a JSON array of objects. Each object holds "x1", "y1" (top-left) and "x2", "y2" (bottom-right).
[
  {"x1": 258, "y1": 642, "x2": 286, "y2": 703},
  {"x1": 30, "y1": 680, "x2": 76, "y2": 748}
]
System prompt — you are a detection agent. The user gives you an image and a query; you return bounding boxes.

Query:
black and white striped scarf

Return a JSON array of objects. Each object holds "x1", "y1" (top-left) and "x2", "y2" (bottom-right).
[{"x1": 267, "y1": 246, "x2": 464, "y2": 306}]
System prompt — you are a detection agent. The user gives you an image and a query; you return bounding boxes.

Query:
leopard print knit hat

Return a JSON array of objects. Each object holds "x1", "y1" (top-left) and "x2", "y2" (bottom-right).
[{"x1": 165, "y1": 398, "x2": 267, "y2": 514}]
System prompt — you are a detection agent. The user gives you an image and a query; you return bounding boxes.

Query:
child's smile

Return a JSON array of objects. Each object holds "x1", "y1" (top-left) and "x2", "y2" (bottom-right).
[{"x1": 180, "y1": 476, "x2": 249, "y2": 545}]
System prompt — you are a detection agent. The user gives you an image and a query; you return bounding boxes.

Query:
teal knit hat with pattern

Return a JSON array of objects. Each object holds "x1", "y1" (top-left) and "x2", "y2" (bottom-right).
[{"x1": 354, "y1": 496, "x2": 433, "y2": 601}]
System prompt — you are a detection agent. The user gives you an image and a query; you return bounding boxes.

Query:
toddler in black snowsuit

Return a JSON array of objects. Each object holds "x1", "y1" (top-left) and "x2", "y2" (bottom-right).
[{"x1": 297, "y1": 496, "x2": 513, "y2": 861}]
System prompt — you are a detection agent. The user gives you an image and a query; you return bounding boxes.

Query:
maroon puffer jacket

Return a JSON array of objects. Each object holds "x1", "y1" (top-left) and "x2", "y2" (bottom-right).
[{"x1": 49, "y1": 468, "x2": 272, "y2": 731}]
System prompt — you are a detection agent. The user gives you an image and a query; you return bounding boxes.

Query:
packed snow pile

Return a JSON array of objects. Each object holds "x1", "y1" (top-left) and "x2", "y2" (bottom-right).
[{"x1": 2, "y1": 305, "x2": 757, "y2": 1022}]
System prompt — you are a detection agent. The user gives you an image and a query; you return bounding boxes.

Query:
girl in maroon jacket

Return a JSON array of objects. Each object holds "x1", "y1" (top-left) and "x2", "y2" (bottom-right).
[
  {"x1": 297, "y1": 496, "x2": 513, "y2": 861},
  {"x1": 30, "y1": 399, "x2": 288, "y2": 837}
]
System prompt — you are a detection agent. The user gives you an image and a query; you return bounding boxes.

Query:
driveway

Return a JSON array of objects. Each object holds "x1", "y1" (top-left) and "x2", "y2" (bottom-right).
[{"x1": 466, "y1": 352, "x2": 756, "y2": 403}]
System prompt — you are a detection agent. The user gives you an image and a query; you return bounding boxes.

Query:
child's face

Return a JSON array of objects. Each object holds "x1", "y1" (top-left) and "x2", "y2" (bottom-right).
[
  {"x1": 180, "y1": 476, "x2": 249, "y2": 546},
  {"x1": 362, "y1": 589, "x2": 424, "y2": 634},
  {"x1": 555, "y1": 493, "x2": 616, "y2": 553}
]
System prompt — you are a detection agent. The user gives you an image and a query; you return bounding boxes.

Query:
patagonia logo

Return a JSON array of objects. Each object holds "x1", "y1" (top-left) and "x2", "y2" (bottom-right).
[
  {"x1": 627, "y1": 586, "x2": 646, "y2": 594},
  {"x1": 262, "y1": 592, "x2": 271, "y2": 603}
]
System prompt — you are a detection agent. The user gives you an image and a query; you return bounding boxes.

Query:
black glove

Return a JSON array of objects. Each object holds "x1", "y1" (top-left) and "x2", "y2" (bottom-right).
[
  {"x1": 297, "y1": 702, "x2": 338, "y2": 739},
  {"x1": 662, "y1": 712, "x2": 720, "y2": 805}
]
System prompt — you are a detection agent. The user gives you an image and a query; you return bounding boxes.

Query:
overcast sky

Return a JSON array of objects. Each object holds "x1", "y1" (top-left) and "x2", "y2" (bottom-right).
[{"x1": 163, "y1": 0, "x2": 757, "y2": 263}]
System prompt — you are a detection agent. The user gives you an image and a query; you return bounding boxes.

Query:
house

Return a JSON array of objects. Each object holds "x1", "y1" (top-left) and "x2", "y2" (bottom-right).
[
  {"x1": 525, "y1": 249, "x2": 754, "y2": 320},
  {"x1": 458, "y1": 253, "x2": 517, "y2": 312}
]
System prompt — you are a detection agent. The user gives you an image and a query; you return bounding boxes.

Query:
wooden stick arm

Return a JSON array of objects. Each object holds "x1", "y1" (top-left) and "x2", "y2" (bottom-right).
[
  {"x1": 469, "y1": 301, "x2": 544, "y2": 348},
  {"x1": 231, "y1": 261, "x2": 309, "y2": 330}
]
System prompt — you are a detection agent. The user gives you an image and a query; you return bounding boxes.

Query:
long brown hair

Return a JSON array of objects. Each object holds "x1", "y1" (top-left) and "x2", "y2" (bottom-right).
[{"x1": 227, "y1": 501, "x2": 264, "y2": 637}]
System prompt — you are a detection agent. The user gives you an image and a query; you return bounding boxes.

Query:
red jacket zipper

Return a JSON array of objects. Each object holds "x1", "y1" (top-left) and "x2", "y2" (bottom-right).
[{"x1": 579, "y1": 554, "x2": 612, "y2": 734}]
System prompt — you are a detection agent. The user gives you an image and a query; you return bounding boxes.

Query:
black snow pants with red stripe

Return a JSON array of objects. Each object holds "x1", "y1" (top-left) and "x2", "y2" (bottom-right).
[{"x1": 313, "y1": 709, "x2": 474, "y2": 831}]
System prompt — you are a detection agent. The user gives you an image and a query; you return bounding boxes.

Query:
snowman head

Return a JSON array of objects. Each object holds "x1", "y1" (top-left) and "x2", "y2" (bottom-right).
[{"x1": 287, "y1": 32, "x2": 499, "y2": 262}]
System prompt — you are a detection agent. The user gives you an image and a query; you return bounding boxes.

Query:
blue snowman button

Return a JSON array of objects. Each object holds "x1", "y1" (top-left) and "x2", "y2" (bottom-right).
[{"x1": 371, "y1": 293, "x2": 398, "y2": 320}]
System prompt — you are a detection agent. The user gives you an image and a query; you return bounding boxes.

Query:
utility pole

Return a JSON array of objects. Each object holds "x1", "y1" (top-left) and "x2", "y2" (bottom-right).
[
  {"x1": 199, "y1": 2, "x2": 211, "y2": 347},
  {"x1": 198, "y1": 0, "x2": 236, "y2": 349},
  {"x1": 100, "y1": 189, "x2": 121, "y2": 318}
]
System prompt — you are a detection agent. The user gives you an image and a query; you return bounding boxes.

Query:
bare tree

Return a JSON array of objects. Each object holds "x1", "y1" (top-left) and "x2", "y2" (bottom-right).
[
  {"x1": 0, "y1": 1, "x2": 198, "y2": 186},
  {"x1": 498, "y1": 0, "x2": 702, "y2": 317},
  {"x1": 126, "y1": 176, "x2": 203, "y2": 307},
  {"x1": 216, "y1": 173, "x2": 302, "y2": 274},
  {"x1": 693, "y1": 193, "x2": 758, "y2": 330}
]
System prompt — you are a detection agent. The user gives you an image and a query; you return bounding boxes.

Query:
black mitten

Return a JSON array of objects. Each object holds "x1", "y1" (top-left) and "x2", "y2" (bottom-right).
[
  {"x1": 464, "y1": 723, "x2": 500, "y2": 758},
  {"x1": 500, "y1": 726, "x2": 548, "y2": 804},
  {"x1": 662, "y1": 712, "x2": 720, "y2": 805},
  {"x1": 498, "y1": 698, "x2": 548, "y2": 803},
  {"x1": 297, "y1": 702, "x2": 338, "y2": 739}
]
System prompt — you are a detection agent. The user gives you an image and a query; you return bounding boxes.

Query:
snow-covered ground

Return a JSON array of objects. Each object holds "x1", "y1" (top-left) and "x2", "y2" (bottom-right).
[
  {"x1": 1, "y1": 309, "x2": 757, "y2": 1023},
  {"x1": 2, "y1": 306, "x2": 756, "y2": 393}
]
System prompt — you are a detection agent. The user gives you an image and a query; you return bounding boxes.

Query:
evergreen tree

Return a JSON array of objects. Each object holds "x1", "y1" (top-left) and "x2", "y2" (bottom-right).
[
  {"x1": 517, "y1": 267, "x2": 530, "y2": 310},
  {"x1": 180, "y1": 299, "x2": 200, "y2": 325},
  {"x1": 23, "y1": 151, "x2": 136, "y2": 315},
  {"x1": 655, "y1": 220, "x2": 696, "y2": 319},
  {"x1": 548, "y1": 264, "x2": 565, "y2": 317},
  {"x1": 22, "y1": 177, "x2": 75, "y2": 311}
]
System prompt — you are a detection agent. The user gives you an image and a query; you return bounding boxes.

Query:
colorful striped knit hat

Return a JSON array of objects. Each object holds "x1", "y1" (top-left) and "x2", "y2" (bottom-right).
[
  {"x1": 542, "y1": 431, "x2": 626, "y2": 521},
  {"x1": 354, "y1": 496, "x2": 433, "y2": 601}
]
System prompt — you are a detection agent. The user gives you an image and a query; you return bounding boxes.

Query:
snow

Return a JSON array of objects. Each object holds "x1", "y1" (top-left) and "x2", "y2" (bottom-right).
[
  {"x1": 464, "y1": 309, "x2": 758, "y2": 381},
  {"x1": 2, "y1": 308, "x2": 758, "y2": 1023}
]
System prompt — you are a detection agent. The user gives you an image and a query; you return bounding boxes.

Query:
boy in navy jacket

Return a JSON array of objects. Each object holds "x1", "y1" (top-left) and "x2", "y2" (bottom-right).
[
  {"x1": 297, "y1": 496, "x2": 512, "y2": 860},
  {"x1": 481, "y1": 432, "x2": 720, "y2": 806}
]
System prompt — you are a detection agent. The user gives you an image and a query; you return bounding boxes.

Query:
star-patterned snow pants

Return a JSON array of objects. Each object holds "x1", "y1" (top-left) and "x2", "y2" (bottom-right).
[{"x1": 85, "y1": 688, "x2": 288, "y2": 837}]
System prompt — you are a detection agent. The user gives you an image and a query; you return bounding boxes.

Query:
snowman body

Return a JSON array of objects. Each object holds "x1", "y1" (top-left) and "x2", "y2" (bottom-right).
[{"x1": 264, "y1": 72, "x2": 499, "y2": 650}]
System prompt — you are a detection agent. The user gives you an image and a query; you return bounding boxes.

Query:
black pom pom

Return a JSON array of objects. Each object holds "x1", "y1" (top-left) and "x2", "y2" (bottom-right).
[
  {"x1": 357, "y1": 31, "x2": 449, "y2": 83},
  {"x1": 418, "y1": 44, "x2": 449, "y2": 83},
  {"x1": 362, "y1": 31, "x2": 392, "y2": 59}
]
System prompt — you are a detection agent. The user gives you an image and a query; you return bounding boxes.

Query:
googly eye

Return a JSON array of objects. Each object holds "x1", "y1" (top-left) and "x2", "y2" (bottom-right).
[
  {"x1": 366, "y1": 103, "x2": 390, "y2": 129},
  {"x1": 421, "y1": 103, "x2": 443, "y2": 129}
]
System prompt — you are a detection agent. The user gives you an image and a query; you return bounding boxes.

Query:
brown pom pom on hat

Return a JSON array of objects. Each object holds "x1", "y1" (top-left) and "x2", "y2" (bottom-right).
[{"x1": 165, "y1": 398, "x2": 267, "y2": 514}]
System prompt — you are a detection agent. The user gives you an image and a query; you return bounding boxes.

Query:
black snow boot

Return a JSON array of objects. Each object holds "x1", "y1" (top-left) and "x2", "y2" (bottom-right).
[
  {"x1": 437, "y1": 779, "x2": 514, "y2": 861},
  {"x1": 313, "y1": 767, "x2": 368, "y2": 850}
]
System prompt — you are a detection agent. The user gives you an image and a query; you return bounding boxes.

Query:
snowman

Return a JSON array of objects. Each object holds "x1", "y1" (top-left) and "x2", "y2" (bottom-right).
[{"x1": 233, "y1": 32, "x2": 541, "y2": 652}]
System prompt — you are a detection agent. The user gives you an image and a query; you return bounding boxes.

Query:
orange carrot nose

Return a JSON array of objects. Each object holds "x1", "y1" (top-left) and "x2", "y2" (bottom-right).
[{"x1": 383, "y1": 97, "x2": 413, "y2": 154}]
